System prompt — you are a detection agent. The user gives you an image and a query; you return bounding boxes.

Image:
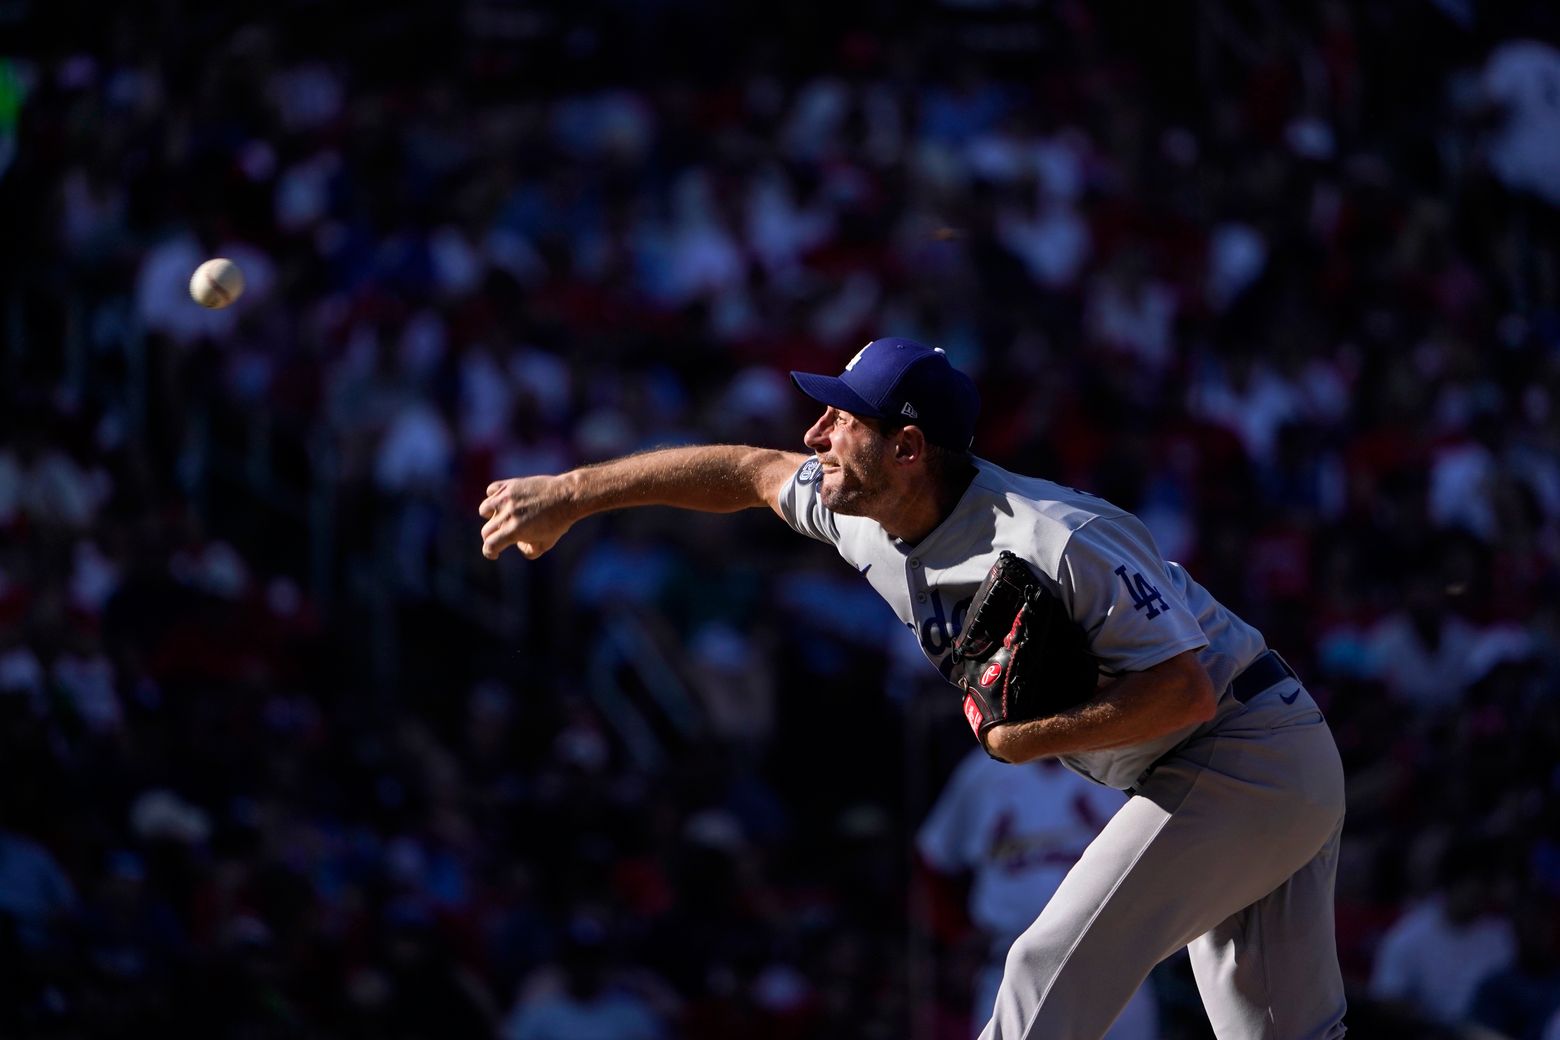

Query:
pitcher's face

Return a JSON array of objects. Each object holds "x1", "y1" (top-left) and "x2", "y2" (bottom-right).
[{"x1": 802, "y1": 407, "x2": 894, "y2": 516}]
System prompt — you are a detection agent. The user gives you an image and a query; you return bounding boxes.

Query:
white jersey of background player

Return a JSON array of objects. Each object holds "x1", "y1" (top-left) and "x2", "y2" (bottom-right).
[
  {"x1": 917, "y1": 752, "x2": 1158, "y2": 1039},
  {"x1": 480, "y1": 338, "x2": 1349, "y2": 1039}
]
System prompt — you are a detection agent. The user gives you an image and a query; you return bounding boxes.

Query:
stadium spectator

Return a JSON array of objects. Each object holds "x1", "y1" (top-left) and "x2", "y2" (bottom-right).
[{"x1": 1370, "y1": 842, "x2": 1517, "y2": 1026}]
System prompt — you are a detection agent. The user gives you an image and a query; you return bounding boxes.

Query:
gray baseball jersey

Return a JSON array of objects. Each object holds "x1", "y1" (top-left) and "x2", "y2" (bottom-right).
[{"x1": 777, "y1": 454, "x2": 1266, "y2": 789}]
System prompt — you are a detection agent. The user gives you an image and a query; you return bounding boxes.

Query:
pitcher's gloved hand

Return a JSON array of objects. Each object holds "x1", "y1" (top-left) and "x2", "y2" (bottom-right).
[{"x1": 952, "y1": 551, "x2": 1100, "y2": 760}]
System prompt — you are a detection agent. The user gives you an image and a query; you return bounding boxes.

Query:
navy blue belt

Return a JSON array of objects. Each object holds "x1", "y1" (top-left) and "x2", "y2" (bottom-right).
[{"x1": 1229, "y1": 650, "x2": 1299, "y2": 704}]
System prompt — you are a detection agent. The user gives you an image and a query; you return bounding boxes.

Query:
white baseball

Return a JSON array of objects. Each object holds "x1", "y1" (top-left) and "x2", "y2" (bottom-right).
[{"x1": 189, "y1": 258, "x2": 245, "y2": 309}]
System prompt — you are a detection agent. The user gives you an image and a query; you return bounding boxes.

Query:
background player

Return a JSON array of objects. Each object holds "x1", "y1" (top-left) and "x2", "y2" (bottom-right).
[
  {"x1": 916, "y1": 751, "x2": 1158, "y2": 1039},
  {"x1": 480, "y1": 337, "x2": 1349, "y2": 1038}
]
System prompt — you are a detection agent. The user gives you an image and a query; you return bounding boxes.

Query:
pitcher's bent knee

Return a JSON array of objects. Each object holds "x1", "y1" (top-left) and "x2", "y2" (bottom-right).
[{"x1": 1001, "y1": 916, "x2": 1076, "y2": 999}]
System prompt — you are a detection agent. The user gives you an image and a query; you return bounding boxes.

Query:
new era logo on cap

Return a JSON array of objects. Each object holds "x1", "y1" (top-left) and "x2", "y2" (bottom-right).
[{"x1": 790, "y1": 338, "x2": 981, "y2": 450}]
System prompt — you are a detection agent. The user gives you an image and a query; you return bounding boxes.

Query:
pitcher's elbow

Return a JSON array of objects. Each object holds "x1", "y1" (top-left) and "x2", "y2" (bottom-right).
[{"x1": 1186, "y1": 670, "x2": 1217, "y2": 723}]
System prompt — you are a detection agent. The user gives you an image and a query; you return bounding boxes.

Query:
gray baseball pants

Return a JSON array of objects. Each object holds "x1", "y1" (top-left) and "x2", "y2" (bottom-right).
[{"x1": 978, "y1": 685, "x2": 1348, "y2": 1040}]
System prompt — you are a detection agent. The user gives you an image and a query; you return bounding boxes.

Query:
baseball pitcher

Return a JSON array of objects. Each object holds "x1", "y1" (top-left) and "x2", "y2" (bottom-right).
[{"x1": 479, "y1": 338, "x2": 1348, "y2": 1038}]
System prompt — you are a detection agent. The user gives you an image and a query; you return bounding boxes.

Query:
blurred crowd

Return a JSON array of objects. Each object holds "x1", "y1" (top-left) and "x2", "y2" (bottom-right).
[{"x1": 5, "y1": 0, "x2": 1560, "y2": 1036}]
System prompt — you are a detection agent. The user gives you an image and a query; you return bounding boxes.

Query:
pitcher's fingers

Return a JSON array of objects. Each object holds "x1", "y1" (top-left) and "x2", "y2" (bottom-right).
[
  {"x1": 481, "y1": 514, "x2": 513, "y2": 543},
  {"x1": 483, "y1": 523, "x2": 519, "y2": 557},
  {"x1": 486, "y1": 480, "x2": 507, "y2": 496},
  {"x1": 481, "y1": 487, "x2": 514, "y2": 518}
]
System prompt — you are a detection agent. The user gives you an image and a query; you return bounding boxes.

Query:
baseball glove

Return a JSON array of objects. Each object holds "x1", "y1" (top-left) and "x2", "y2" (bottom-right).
[{"x1": 952, "y1": 551, "x2": 1099, "y2": 759}]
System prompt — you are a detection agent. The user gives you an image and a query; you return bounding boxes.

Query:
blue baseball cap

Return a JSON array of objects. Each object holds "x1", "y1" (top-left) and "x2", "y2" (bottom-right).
[{"x1": 791, "y1": 338, "x2": 981, "y2": 450}]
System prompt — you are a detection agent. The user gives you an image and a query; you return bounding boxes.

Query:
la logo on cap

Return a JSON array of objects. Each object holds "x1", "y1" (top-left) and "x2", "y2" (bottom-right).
[{"x1": 845, "y1": 343, "x2": 871, "y2": 371}]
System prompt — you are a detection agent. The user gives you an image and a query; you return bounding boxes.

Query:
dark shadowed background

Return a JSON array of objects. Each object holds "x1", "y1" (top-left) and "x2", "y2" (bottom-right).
[{"x1": 3, "y1": 1, "x2": 1560, "y2": 1037}]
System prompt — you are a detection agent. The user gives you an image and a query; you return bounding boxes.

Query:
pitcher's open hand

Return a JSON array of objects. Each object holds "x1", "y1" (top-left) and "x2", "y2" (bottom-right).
[{"x1": 479, "y1": 475, "x2": 576, "y2": 560}]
